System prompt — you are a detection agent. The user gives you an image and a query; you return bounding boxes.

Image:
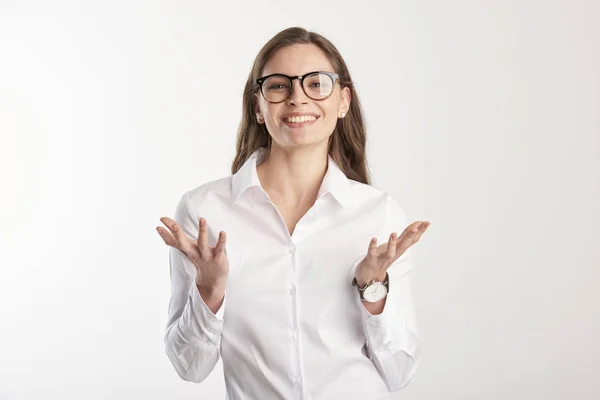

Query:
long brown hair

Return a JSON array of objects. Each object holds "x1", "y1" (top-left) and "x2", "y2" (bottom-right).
[{"x1": 231, "y1": 27, "x2": 371, "y2": 185}]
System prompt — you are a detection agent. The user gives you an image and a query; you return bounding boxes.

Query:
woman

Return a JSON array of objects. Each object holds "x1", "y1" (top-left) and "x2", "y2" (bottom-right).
[{"x1": 156, "y1": 26, "x2": 431, "y2": 400}]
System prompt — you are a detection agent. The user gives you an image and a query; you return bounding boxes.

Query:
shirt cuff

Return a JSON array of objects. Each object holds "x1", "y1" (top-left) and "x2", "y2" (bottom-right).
[
  {"x1": 187, "y1": 284, "x2": 226, "y2": 344},
  {"x1": 356, "y1": 290, "x2": 418, "y2": 359},
  {"x1": 351, "y1": 256, "x2": 418, "y2": 358}
]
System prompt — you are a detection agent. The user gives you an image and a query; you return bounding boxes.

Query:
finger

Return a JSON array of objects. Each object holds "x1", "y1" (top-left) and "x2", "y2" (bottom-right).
[
  {"x1": 160, "y1": 217, "x2": 177, "y2": 231},
  {"x1": 408, "y1": 221, "x2": 424, "y2": 235},
  {"x1": 159, "y1": 217, "x2": 182, "y2": 242},
  {"x1": 214, "y1": 231, "x2": 227, "y2": 256},
  {"x1": 396, "y1": 222, "x2": 430, "y2": 255},
  {"x1": 164, "y1": 219, "x2": 189, "y2": 248},
  {"x1": 395, "y1": 221, "x2": 423, "y2": 250},
  {"x1": 395, "y1": 221, "x2": 417, "y2": 244},
  {"x1": 386, "y1": 232, "x2": 397, "y2": 259},
  {"x1": 415, "y1": 221, "x2": 431, "y2": 237},
  {"x1": 156, "y1": 226, "x2": 177, "y2": 247},
  {"x1": 410, "y1": 221, "x2": 430, "y2": 242},
  {"x1": 367, "y1": 237, "x2": 377, "y2": 256},
  {"x1": 159, "y1": 217, "x2": 194, "y2": 252},
  {"x1": 197, "y1": 217, "x2": 211, "y2": 259}
]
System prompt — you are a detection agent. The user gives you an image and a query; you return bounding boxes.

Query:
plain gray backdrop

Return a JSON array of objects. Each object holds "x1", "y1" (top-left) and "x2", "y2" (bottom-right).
[{"x1": 1, "y1": 0, "x2": 598, "y2": 399}]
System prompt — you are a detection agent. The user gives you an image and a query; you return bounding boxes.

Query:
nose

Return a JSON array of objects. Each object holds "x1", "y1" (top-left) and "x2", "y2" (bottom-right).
[{"x1": 286, "y1": 78, "x2": 309, "y2": 105}]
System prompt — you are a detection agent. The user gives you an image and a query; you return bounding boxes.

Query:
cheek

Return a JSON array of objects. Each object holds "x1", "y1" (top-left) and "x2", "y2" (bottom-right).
[
  {"x1": 263, "y1": 111, "x2": 285, "y2": 137},
  {"x1": 322, "y1": 113, "x2": 339, "y2": 133},
  {"x1": 262, "y1": 104, "x2": 280, "y2": 123},
  {"x1": 324, "y1": 95, "x2": 342, "y2": 116},
  {"x1": 323, "y1": 101, "x2": 341, "y2": 122}
]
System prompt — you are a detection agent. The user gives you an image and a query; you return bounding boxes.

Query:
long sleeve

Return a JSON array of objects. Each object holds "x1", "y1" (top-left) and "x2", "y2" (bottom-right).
[
  {"x1": 352, "y1": 196, "x2": 423, "y2": 392},
  {"x1": 164, "y1": 191, "x2": 226, "y2": 382}
]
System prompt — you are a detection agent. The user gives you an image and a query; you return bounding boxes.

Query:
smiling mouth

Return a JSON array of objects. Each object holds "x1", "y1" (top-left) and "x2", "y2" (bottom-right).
[{"x1": 283, "y1": 115, "x2": 319, "y2": 123}]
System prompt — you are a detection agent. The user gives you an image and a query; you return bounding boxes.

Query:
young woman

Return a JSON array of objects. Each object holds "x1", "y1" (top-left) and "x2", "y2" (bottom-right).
[{"x1": 157, "y1": 26, "x2": 431, "y2": 400}]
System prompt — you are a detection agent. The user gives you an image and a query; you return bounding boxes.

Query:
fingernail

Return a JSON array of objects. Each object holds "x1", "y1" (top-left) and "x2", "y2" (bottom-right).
[
  {"x1": 172, "y1": 225, "x2": 178, "y2": 232},
  {"x1": 156, "y1": 228, "x2": 161, "y2": 234}
]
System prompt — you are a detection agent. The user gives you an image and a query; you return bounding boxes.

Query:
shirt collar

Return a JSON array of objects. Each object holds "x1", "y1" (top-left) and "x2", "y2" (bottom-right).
[{"x1": 231, "y1": 147, "x2": 353, "y2": 208}]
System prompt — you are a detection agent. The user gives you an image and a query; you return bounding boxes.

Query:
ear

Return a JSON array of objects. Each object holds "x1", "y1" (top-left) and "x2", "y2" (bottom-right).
[
  {"x1": 254, "y1": 93, "x2": 264, "y2": 123},
  {"x1": 339, "y1": 86, "x2": 351, "y2": 116},
  {"x1": 253, "y1": 93, "x2": 259, "y2": 113}
]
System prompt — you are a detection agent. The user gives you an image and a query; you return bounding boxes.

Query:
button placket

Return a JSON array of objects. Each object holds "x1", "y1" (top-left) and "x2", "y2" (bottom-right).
[
  {"x1": 288, "y1": 245, "x2": 297, "y2": 292},
  {"x1": 288, "y1": 244, "x2": 304, "y2": 398}
]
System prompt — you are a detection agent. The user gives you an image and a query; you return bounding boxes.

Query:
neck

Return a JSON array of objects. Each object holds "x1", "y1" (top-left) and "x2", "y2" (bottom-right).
[{"x1": 257, "y1": 144, "x2": 328, "y2": 207}]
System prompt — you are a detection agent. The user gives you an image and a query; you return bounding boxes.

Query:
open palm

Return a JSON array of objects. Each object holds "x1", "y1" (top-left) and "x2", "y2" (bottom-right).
[{"x1": 355, "y1": 220, "x2": 431, "y2": 284}]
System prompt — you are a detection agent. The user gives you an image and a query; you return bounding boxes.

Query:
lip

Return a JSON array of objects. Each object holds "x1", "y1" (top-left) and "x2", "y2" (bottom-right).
[
  {"x1": 281, "y1": 112, "x2": 320, "y2": 128},
  {"x1": 281, "y1": 112, "x2": 320, "y2": 119}
]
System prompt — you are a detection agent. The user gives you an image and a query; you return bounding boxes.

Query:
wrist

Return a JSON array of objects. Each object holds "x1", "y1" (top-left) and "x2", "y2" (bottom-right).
[
  {"x1": 354, "y1": 269, "x2": 387, "y2": 287},
  {"x1": 196, "y1": 277, "x2": 227, "y2": 295},
  {"x1": 196, "y1": 283, "x2": 226, "y2": 308},
  {"x1": 195, "y1": 280, "x2": 226, "y2": 315}
]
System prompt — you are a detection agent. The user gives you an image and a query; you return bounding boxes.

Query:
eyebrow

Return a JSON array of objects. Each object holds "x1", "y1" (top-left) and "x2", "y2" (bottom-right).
[{"x1": 261, "y1": 69, "x2": 334, "y2": 76}]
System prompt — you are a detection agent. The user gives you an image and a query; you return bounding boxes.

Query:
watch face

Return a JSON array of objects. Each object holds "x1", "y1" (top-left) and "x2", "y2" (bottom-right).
[{"x1": 363, "y1": 283, "x2": 388, "y2": 302}]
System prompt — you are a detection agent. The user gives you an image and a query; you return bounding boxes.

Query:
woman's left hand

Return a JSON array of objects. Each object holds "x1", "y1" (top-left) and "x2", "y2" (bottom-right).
[{"x1": 354, "y1": 221, "x2": 431, "y2": 286}]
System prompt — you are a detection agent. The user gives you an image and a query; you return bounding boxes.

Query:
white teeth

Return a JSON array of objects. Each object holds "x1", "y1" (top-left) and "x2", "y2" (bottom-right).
[{"x1": 285, "y1": 115, "x2": 317, "y2": 123}]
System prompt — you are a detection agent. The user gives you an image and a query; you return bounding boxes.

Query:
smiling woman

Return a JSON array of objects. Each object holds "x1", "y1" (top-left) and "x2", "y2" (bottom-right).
[
  {"x1": 157, "y1": 26, "x2": 430, "y2": 400},
  {"x1": 233, "y1": 28, "x2": 367, "y2": 182}
]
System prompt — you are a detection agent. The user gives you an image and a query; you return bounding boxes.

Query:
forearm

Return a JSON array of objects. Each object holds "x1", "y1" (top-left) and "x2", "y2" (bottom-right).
[
  {"x1": 196, "y1": 280, "x2": 226, "y2": 315},
  {"x1": 353, "y1": 256, "x2": 421, "y2": 391},
  {"x1": 164, "y1": 282, "x2": 225, "y2": 382},
  {"x1": 361, "y1": 297, "x2": 386, "y2": 315},
  {"x1": 355, "y1": 270, "x2": 387, "y2": 315},
  {"x1": 358, "y1": 295, "x2": 421, "y2": 391}
]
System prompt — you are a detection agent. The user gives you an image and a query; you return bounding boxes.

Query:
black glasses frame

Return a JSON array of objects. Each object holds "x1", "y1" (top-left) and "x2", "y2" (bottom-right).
[{"x1": 256, "y1": 71, "x2": 341, "y2": 103}]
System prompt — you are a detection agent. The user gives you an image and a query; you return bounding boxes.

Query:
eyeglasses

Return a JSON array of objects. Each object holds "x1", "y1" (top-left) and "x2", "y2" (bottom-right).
[{"x1": 256, "y1": 71, "x2": 341, "y2": 103}]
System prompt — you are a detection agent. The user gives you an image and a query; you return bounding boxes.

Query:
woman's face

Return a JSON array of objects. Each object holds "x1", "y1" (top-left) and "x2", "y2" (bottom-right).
[{"x1": 255, "y1": 43, "x2": 351, "y2": 150}]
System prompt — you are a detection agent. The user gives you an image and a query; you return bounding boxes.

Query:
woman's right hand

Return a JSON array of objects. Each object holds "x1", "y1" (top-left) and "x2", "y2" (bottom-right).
[{"x1": 156, "y1": 216, "x2": 229, "y2": 290}]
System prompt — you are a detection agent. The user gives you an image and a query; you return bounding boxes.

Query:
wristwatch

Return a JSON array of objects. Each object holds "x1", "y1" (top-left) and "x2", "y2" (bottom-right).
[{"x1": 352, "y1": 272, "x2": 389, "y2": 303}]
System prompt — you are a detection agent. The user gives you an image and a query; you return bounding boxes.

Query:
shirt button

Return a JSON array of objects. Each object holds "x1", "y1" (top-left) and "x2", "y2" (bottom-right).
[
  {"x1": 289, "y1": 286, "x2": 296, "y2": 295},
  {"x1": 294, "y1": 377, "x2": 302, "y2": 386},
  {"x1": 292, "y1": 331, "x2": 298, "y2": 341},
  {"x1": 288, "y1": 247, "x2": 295, "y2": 255}
]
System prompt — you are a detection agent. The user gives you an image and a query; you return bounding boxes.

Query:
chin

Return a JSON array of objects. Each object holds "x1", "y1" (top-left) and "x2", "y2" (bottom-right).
[{"x1": 285, "y1": 134, "x2": 331, "y2": 149}]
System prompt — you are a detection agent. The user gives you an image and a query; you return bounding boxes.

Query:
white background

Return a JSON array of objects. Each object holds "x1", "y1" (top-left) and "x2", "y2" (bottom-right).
[{"x1": 1, "y1": 0, "x2": 599, "y2": 399}]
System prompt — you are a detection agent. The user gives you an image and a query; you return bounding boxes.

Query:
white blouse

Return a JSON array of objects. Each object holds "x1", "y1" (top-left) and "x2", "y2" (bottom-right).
[{"x1": 164, "y1": 147, "x2": 422, "y2": 400}]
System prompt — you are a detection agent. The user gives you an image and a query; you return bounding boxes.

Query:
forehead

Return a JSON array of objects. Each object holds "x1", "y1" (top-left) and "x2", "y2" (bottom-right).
[{"x1": 262, "y1": 43, "x2": 335, "y2": 77}]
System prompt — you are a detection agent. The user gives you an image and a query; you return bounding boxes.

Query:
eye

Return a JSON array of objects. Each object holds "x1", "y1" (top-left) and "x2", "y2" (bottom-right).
[{"x1": 268, "y1": 83, "x2": 288, "y2": 90}]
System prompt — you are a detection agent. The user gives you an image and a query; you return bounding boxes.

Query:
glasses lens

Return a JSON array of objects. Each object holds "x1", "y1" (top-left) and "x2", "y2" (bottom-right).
[
  {"x1": 262, "y1": 76, "x2": 291, "y2": 102},
  {"x1": 303, "y1": 73, "x2": 334, "y2": 100}
]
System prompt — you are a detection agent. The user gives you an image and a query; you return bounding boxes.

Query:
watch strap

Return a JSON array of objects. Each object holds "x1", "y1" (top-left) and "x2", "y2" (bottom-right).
[{"x1": 352, "y1": 272, "x2": 390, "y2": 298}]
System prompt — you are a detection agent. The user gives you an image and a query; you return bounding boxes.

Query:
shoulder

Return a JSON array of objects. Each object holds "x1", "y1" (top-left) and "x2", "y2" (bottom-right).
[
  {"x1": 185, "y1": 175, "x2": 231, "y2": 202},
  {"x1": 346, "y1": 179, "x2": 406, "y2": 218},
  {"x1": 175, "y1": 175, "x2": 233, "y2": 213}
]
